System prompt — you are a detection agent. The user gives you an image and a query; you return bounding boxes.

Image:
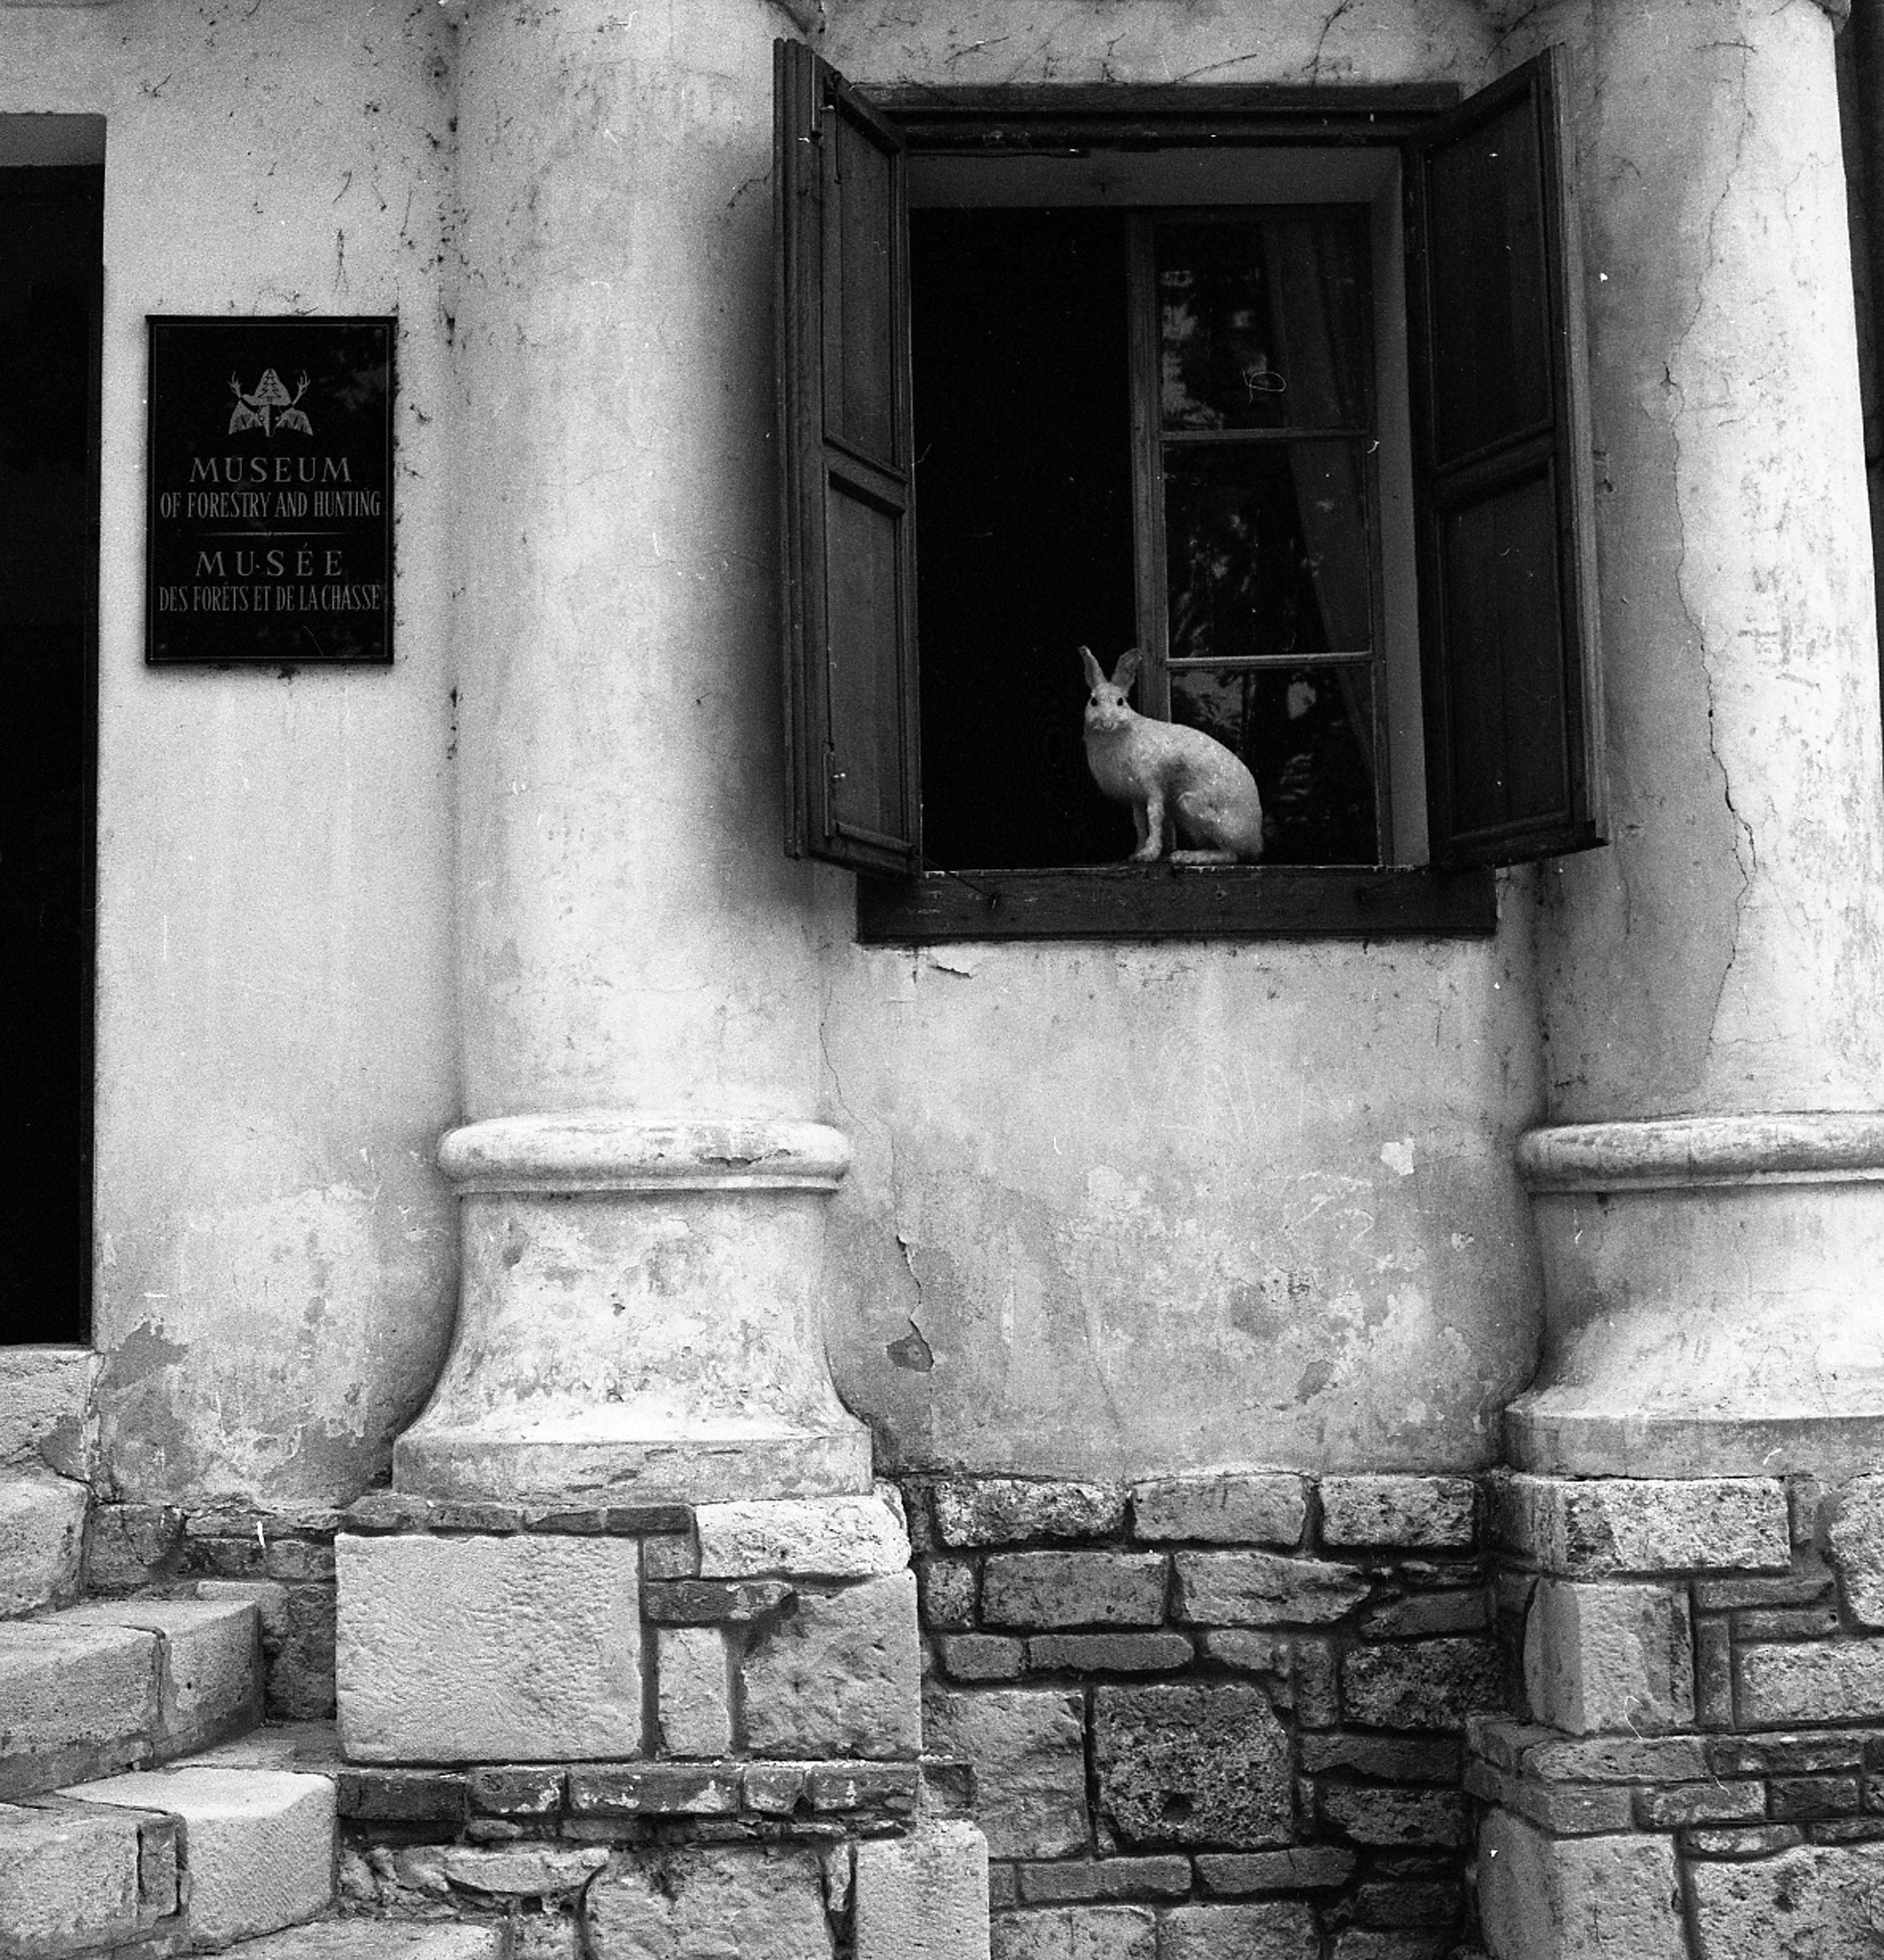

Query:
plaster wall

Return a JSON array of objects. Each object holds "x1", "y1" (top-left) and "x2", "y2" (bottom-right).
[
  {"x1": 0, "y1": 0, "x2": 462, "y2": 1504},
  {"x1": 811, "y1": 0, "x2": 1548, "y2": 1478}
]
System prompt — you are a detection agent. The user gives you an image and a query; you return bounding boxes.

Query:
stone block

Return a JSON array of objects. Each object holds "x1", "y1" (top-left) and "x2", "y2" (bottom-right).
[
  {"x1": 806, "y1": 1762, "x2": 920, "y2": 1814},
  {"x1": 0, "y1": 1350, "x2": 94, "y2": 1476},
  {"x1": 1026, "y1": 1634, "x2": 1192, "y2": 1673},
  {"x1": 1476, "y1": 1810, "x2": 1685, "y2": 1960},
  {"x1": 1193, "y1": 1847, "x2": 1355, "y2": 1892},
  {"x1": 642, "y1": 1534, "x2": 699, "y2": 1581},
  {"x1": 743, "y1": 1765, "x2": 808, "y2": 1814},
  {"x1": 922, "y1": 1689, "x2": 1089, "y2": 1860},
  {"x1": 1681, "y1": 1824, "x2": 1805, "y2": 1859},
  {"x1": 1299, "y1": 1734, "x2": 1460, "y2": 1781},
  {"x1": 197, "y1": 1577, "x2": 334, "y2": 1722},
  {"x1": 1016, "y1": 1858, "x2": 1190, "y2": 1902},
  {"x1": 1830, "y1": 1477, "x2": 1884, "y2": 1628},
  {"x1": 1695, "y1": 1558, "x2": 1834, "y2": 1611},
  {"x1": 82, "y1": 1504, "x2": 187, "y2": 1593},
  {"x1": 1633, "y1": 1782, "x2": 1764, "y2": 1827},
  {"x1": 335, "y1": 1766, "x2": 468, "y2": 1822},
  {"x1": 656, "y1": 1626, "x2": 732, "y2": 1758},
  {"x1": 644, "y1": 1579, "x2": 795, "y2": 1624},
  {"x1": 0, "y1": 1617, "x2": 159, "y2": 1799},
  {"x1": 1354, "y1": 1882, "x2": 1461, "y2": 1927},
  {"x1": 335, "y1": 1532, "x2": 643, "y2": 1761},
  {"x1": 1522, "y1": 1734, "x2": 1708, "y2": 1783},
  {"x1": 982, "y1": 1554, "x2": 1166, "y2": 1630},
  {"x1": 1522, "y1": 1579, "x2": 1692, "y2": 1734},
  {"x1": 854, "y1": 1819, "x2": 991, "y2": 1960},
  {"x1": 1497, "y1": 1474, "x2": 1789, "y2": 1577},
  {"x1": 988, "y1": 1907, "x2": 1154, "y2": 1960},
  {"x1": 1319, "y1": 1476, "x2": 1476, "y2": 1550},
  {"x1": 1159, "y1": 1902, "x2": 1318, "y2": 1958},
  {"x1": 1172, "y1": 1550, "x2": 1368, "y2": 1626},
  {"x1": 741, "y1": 1573, "x2": 920, "y2": 1759},
  {"x1": 921, "y1": 1559, "x2": 980, "y2": 1629},
  {"x1": 1360, "y1": 1590, "x2": 1489, "y2": 1639},
  {"x1": 942, "y1": 1635, "x2": 1026, "y2": 1681},
  {"x1": 694, "y1": 1490, "x2": 909, "y2": 1580},
  {"x1": 585, "y1": 1846, "x2": 834, "y2": 1959},
  {"x1": 442, "y1": 1844, "x2": 608, "y2": 1896},
  {"x1": 1199, "y1": 1629, "x2": 1290, "y2": 1673},
  {"x1": 211, "y1": 1927, "x2": 504, "y2": 1960},
  {"x1": 1687, "y1": 1841, "x2": 1884, "y2": 1956},
  {"x1": 569, "y1": 1765, "x2": 741, "y2": 1815},
  {"x1": 69, "y1": 1766, "x2": 334, "y2": 1947},
  {"x1": 1510, "y1": 1780, "x2": 1635, "y2": 1837},
  {"x1": 1128, "y1": 1475, "x2": 1307, "y2": 1547},
  {"x1": 0, "y1": 1478, "x2": 87, "y2": 1619},
  {"x1": 1328, "y1": 1936, "x2": 1450, "y2": 1960},
  {"x1": 469, "y1": 1765, "x2": 565, "y2": 1815},
  {"x1": 933, "y1": 1480, "x2": 1125, "y2": 1548},
  {"x1": 1737, "y1": 1605, "x2": 1841, "y2": 1640},
  {"x1": 1710, "y1": 1729, "x2": 1869, "y2": 1776},
  {"x1": 1694, "y1": 1616, "x2": 1733, "y2": 1728},
  {"x1": 1342, "y1": 1637, "x2": 1503, "y2": 1730},
  {"x1": 1737, "y1": 1641, "x2": 1884, "y2": 1726},
  {"x1": 0, "y1": 1797, "x2": 162, "y2": 1960},
  {"x1": 1092, "y1": 1684, "x2": 1289, "y2": 1849},
  {"x1": 1769, "y1": 1774, "x2": 1863, "y2": 1820},
  {"x1": 64, "y1": 1597, "x2": 262, "y2": 1754},
  {"x1": 1318, "y1": 1786, "x2": 1466, "y2": 1846}
]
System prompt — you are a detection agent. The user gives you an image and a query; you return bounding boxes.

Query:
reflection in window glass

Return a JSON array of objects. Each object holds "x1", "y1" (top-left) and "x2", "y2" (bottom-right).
[
  {"x1": 1172, "y1": 664, "x2": 1378, "y2": 864},
  {"x1": 1158, "y1": 215, "x2": 1371, "y2": 433},
  {"x1": 1164, "y1": 442, "x2": 1371, "y2": 665}
]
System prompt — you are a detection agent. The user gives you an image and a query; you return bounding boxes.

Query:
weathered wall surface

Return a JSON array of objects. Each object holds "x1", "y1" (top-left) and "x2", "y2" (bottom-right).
[
  {"x1": 813, "y1": 0, "x2": 1548, "y2": 1478},
  {"x1": 0, "y1": 0, "x2": 461, "y2": 1505}
]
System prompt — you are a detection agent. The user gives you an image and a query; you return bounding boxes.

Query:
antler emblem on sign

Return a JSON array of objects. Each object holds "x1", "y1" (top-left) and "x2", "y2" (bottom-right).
[{"x1": 228, "y1": 368, "x2": 313, "y2": 437}]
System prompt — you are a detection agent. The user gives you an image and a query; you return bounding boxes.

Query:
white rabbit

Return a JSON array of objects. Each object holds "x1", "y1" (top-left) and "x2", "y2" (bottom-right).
[{"x1": 1081, "y1": 646, "x2": 1265, "y2": 865}]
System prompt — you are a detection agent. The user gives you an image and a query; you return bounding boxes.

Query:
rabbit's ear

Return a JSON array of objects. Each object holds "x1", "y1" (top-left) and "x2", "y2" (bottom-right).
[
  {"x1": 1114, "y1": 648, "x2": 1142, "y2": 691},
  {"x1": 1079, "y1": 645, "x2": 1106, "y2": 691}
]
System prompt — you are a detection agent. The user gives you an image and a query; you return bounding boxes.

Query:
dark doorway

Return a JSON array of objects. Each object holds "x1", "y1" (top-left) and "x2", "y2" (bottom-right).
[{"x1": 0, "y1": 163, "x2": 101, "y2": 1346}]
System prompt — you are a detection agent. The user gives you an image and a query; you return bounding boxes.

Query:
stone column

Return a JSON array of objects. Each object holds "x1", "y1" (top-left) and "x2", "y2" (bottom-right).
[
  {"x1": 388, "y1": 0, "x2": 870, "y2": 1507},
  {"x1": 1513, "y1": 0, "x2": 1884, "y2": 1480},
  {"x1": 1476, "y1": 6, "x2": 1884, "y2": 1952}
]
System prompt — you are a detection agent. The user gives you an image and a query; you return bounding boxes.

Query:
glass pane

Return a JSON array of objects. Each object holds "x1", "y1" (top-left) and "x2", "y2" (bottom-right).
[
  {"x1": 1172, "y1": 664, "x2": 1379, "y2": 865},
  {"x1": 1165, "y1": 442, "x2": 1371, "y2": 665},
  {"x1": 1157, "y1": 212, "x2": 1371, "y2": 433}
]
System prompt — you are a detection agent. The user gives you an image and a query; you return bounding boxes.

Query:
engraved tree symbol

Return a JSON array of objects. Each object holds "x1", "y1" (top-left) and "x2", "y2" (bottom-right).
[{"x1": 227, "y1": 368, "x2": 313, "y2": 437}]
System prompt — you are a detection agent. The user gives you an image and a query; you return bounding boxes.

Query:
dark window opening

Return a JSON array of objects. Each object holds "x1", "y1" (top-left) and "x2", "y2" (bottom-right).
[{"x1": 0, "y1": 160, "x2": 100, "y2": 1345}]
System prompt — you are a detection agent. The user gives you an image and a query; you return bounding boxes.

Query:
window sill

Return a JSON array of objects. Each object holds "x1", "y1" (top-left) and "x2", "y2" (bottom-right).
[{"x1": 855, "y1": 863, "x2": 1497, "y2": 944}]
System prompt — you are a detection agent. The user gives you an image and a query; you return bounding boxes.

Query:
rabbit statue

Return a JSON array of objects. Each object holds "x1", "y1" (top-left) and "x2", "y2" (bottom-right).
[{"x1": 1081, "y1": 646, "x2": 1266, "y2": 864}]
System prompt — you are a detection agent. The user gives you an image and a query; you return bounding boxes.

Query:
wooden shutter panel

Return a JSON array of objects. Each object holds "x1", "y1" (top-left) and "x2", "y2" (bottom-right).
[
  {"x1": 774, "y1": 40, "x2": 921, "y2": 872},
  {"x1": 1406, "y1": 48, "x2": 1606, "y2": 868}
]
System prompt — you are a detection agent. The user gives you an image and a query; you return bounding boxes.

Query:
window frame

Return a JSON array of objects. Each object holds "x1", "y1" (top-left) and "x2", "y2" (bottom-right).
[{"x1": 776, "y1": 59, "x2": 1601, "y2": 944}]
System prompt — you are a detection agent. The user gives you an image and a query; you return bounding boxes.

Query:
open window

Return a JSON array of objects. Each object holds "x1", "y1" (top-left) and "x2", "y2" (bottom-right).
[{"x1": 775, "y1": 47, "x2": 1603, "y2": 941}]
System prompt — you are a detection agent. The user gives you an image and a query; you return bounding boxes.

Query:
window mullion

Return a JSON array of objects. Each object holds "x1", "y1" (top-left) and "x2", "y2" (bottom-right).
[{"x1": 1125, "y1": 211, "x2": 1172, "y2": 723}]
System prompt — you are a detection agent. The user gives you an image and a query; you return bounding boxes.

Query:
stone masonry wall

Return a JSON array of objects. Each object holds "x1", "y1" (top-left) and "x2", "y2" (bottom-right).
[
  {"x1": 82, "y1": 1499, "x2": 340, "y2": 1721},
  {"x1": 1471, "y1": 1471, "x2": 1884, "y2": 1957},
  {"x1": 902, "y1": 1471, "x2": 1506, "y2": 1960}
]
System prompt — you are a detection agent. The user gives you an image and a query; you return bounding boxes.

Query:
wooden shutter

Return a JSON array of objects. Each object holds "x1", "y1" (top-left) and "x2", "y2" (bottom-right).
[
  {"x1": 1406, "y1": 49, "x2": 1605, "y2": 868},
  {"x1": 775, "y1": 40, "x2": 921, "y2": 872}
]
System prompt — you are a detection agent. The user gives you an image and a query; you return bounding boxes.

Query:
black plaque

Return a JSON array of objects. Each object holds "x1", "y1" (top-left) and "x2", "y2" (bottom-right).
[{"x1": 147, "y1": 316, "x2": 393, "y2": 665}]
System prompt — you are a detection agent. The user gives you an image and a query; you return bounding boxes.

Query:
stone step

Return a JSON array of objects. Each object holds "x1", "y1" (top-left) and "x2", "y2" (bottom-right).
[
  {"x1": 0, "y1": 1475, "x2": 89, "y2": 1620},
  {"x1": 69, "y1": 1764, "x2": 337, "y2": 1951},
  {"x1": 0, "y1": 1595, "x2": 263, "y2": 1800},
  {"x1": 0, "y1": 1747, "x2": 341, "y2": 1960}
]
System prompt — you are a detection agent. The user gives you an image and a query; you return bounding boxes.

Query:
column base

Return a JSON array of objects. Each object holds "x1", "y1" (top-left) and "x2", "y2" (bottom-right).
[
  {"x1": 394, "y1": 1113, "x2": 873, "y2": 1506},
  {"x1": 1514, "y1": 1116, "x2": 1884, "y2": 1480}
]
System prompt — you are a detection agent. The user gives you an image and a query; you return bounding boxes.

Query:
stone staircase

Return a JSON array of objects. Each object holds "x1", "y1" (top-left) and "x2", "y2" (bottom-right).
[{"x1": 0, "y1": 1349, "x2": 416, "y2": 1960}]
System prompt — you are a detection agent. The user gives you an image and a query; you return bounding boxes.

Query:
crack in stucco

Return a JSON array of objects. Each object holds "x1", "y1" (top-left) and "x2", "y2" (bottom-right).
[{"x1": 1665, "y1": 40, "x2": 1760, "y2": 1053}]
